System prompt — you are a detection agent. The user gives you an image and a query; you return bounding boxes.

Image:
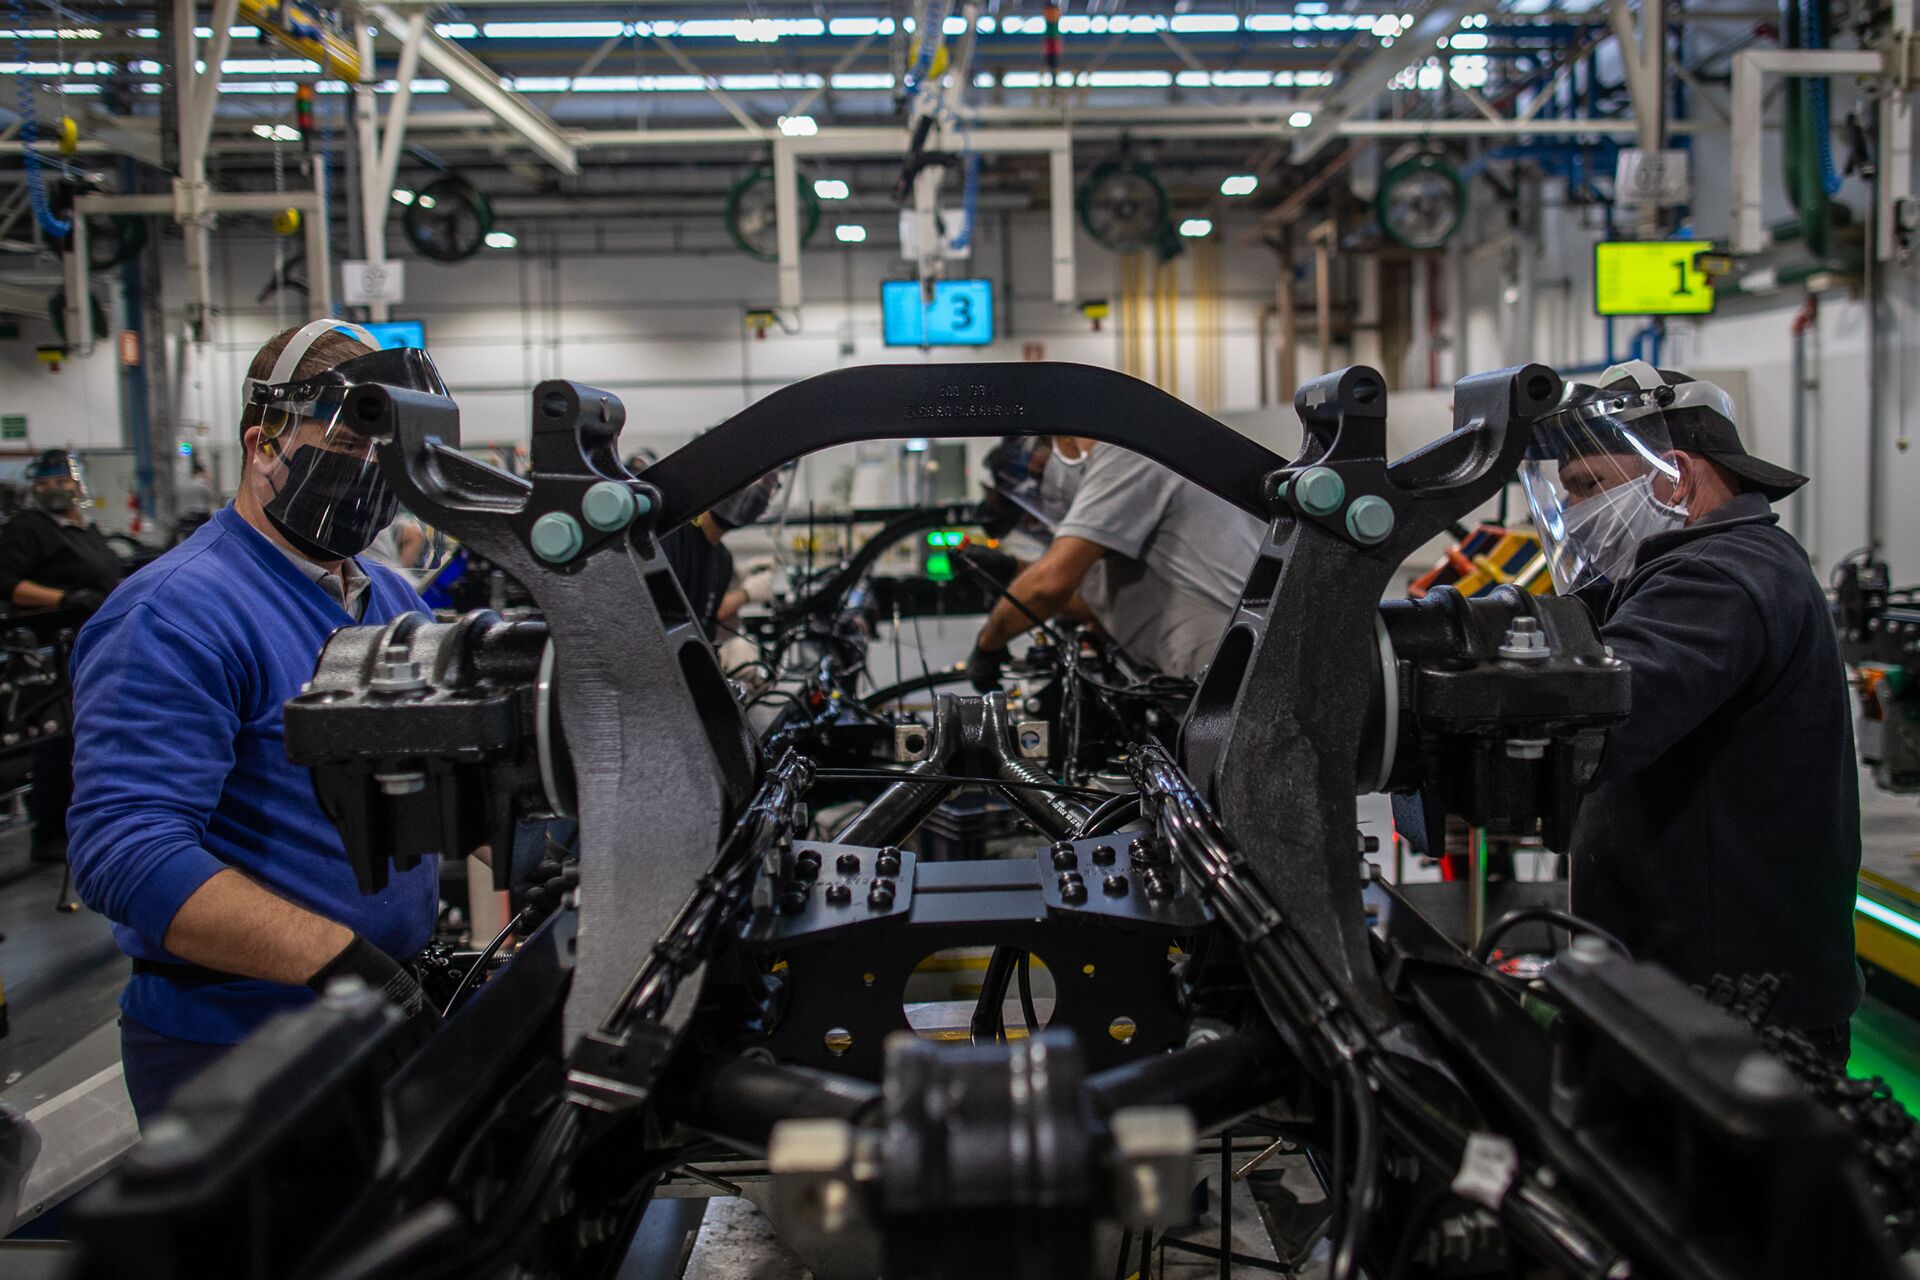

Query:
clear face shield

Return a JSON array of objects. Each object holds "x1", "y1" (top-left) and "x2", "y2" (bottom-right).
[
  {"x1": 985, "y1": 435, "x2": 1058, "y2": 530},
  {"x1": 1519, "y1": 384, "x2": 1689, "y2": 595},
  {"x1": 247, "y1": 330, "x2": 449, "y2": 562},
  {"x1": 709, "y1": 464, "x2": 794, "y2": 531},
  {"x1": 28, "y1": 452, "x2": 89, "y2": 515}
]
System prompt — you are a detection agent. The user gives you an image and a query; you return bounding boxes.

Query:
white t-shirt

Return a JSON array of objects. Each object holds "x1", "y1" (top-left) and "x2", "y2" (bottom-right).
[{"x1": 1052, "y1": 445, "x2": 1264, "y2": 676}]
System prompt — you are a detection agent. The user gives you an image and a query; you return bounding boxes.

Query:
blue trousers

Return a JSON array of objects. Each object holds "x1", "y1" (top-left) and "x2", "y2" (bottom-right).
[{"x1": 119, "y1": 1016, "x2": 235, "y2": 1123}]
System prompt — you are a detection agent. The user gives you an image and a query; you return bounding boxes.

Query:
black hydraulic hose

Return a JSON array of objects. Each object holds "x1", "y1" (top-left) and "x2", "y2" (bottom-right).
[
  {"x1": 1083, "y1": 1026, "x2": 1293, "y2": 1131},
  {"x1": 1016, "y1": 951, "x2": 1041, "y2": 1035},
  {"x1": 1328, "y1": 1059, "x2": 1381, "y2": 1280},
  {"x1": 865, "y1": 668, "x2": 972, "y2": 706},
  {"x1": 668, "y1": 1056, "x2": 881, "y2": 1151},
  {"x1": 1470, "y1": 906, "x2": 1633, "y2": 966},
  {"x1": 1079, "y1": 791, "x2": 1143, "y2": 838},
  {"x1": 971, "y1": 946, "x2": 1019, "y2": 1043}
]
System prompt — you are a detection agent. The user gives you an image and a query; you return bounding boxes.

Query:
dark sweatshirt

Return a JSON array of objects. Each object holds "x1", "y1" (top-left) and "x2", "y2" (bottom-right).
[{"x1": 1571, "y1": 491, "x2": 1863, "y2": 1029}]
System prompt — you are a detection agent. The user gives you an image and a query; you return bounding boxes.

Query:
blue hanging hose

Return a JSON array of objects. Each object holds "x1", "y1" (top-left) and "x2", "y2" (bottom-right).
[
  {"x1": 12, "y1": 0, "x2": 73, "y2": 239},
  {"x1": 951, "y1": 120, "x2": 980, "y2": 250},
  {"x1": 1802, "y1": 0, "x2": 1845, "y2": 196}
]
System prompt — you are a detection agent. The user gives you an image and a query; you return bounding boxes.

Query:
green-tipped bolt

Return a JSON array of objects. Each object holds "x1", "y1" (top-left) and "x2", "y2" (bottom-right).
[
  {"x1": 1345, "y1": 494, "x2": 1396, "y2": 545},
  {"x1": 1294, "y1": 466, "x2": 1346, "y2": 516},
  {"x1": 581, "y1": 480, "x2": 637, "y2": 532},
  {"x1": 531, "y1": 511, "x2": 584, "y2": 563}
]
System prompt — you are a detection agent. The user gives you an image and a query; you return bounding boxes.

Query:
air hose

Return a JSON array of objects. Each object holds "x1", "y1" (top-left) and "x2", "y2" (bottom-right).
[
  {"x1": 11, "y1": 0, "x2": 73, "y2": 239},
  {"x1": 1802, "y1": 0, "x2": 1844, "y2": 196}
]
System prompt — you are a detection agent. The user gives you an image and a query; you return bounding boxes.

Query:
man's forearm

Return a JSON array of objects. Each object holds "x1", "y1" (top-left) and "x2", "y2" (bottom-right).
[
  {"x1": 10, "y1": 581, "x2": 64, "y2": 610},
  {"x1": 978, "y1": 579, "x2": 1071, "y2": 650},
  {"x1": 162, "y1": 868, "x2": 353, "y2": 985}
]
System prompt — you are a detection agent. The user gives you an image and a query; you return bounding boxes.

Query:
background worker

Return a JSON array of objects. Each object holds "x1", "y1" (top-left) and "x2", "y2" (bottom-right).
[
  {"x1": 67, "y1": 320, "x2": 450, "y2": 1120},
  {"x1": 966, "y1": 435, "x2": 1262, "y2": 689},
  {"x1": 1520, "y1": 360, "x2": 1861, "y2": 1060},
  {"x1": 0, "y1": 449, "x2": 126, "y2": 863}
]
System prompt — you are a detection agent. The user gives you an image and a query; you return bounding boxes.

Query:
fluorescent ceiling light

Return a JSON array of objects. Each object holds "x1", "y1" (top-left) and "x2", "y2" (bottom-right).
[
  {"x1": 392, "y1": 188, "x2": 415, "y2": 205},
  {"x1": 1289, "y1": 110, "x2": 1314, "y2": 127},
  {"x1": 814, "y1": 179, "x2": 851, "y2": 200},
  {"x1": 778, "y1": 114, "x2": 818, "y2": 136},
  {"x1": 222, "y1": 58, "x2": 320, "y2": 74},
  {"x1": 1179, "y1": 218, "x2": 1214, "y2": 238},
  {"x1": 832, "y1": 72, "x2": 895, "y2": 89},
  {"x1": 1170, "y1": 14, "x2": 1239, "y2": 32},
  {"x1": 434, "y1": 22, "x2": 477, "y2": 38},
  {"x1": 835, "y1": 224, "x2": 867, "y2": 243},
  {"x1": 485, "y1": 230, "x2": 518, "y2": 249},
  {"x1": 250, "y1": 123, "x2": 301, "y2": 141},
  {"x1": 482, "y1": 21, "x2": 623, "y2": 38},
  {"x1": 1221, "y1": 174, "x2": 1259, "y2": 197}
]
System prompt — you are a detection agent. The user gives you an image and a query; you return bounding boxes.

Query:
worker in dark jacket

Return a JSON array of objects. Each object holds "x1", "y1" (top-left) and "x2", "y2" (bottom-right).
[
  {"x1": 0, "y1": 449, "x2": 126, "y2": 861},
  {"x1": 1520, "y1": 360, "x2": 1861, "y2": 1060},
  {"x1": 659, "y1": 471, "x2": 780, "y2": 639}
]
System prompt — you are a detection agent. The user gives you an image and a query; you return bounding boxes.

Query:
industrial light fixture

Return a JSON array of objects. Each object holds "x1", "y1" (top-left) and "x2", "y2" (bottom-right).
[
  {"x1": 484, "y1": 230, "x2": 518, "y2": 249},
  {"x1": 250, "y1": 123, "x2": 301, "y2": 141},
  {"x1": 391, "y1": 188, "x2": 415, "y2": 206},
  {"x1": 1220, "y1": 174, "x2": 1259, "y2": 197},
  {"x1": 778, "y1": 114, "x2": 818, "y2": 137},
  {"x1": 835, "y1": 224, "x2": 868, "y2": 243},
  {"x1": 814, "y1": 178, "x2": 851, "y2": 200},
  {"x1": 1288, "y1": 110, "x2": 1314, "y2": 128},
  {"x1": 417, "y1": 194, "x2": 437, "y2": 210},
  {"x1": 1178, "y1": 218, "x2": 1214, "y2": 238}
]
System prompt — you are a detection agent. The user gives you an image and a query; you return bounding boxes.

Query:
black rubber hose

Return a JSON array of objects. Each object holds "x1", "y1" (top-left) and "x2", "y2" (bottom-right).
[
  {"x1": 1470, "y1": 905, "x2": 1632, "y2": 966},
  {"x1": 667, "y1": 1056, "x2": 881, "y2": 1151},
  {"x1": 1084, "y1": 1026, "x2": 1293, "y2": 1131}
]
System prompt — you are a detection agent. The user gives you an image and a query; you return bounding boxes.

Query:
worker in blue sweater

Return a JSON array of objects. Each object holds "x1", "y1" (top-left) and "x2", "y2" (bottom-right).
[{"x1": 67, "y1": 319, "x2": 451, "y2": 1120}]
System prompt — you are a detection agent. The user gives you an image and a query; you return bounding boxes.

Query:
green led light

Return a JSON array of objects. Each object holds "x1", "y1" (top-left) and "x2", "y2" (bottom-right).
[
  {"x1": 1857, "y1": 895, "x2": 1920, "y2": 943},
  {"x1": 927, "y1": 551, "x2": 953, "y2": 581},
  {"x1": 926, "y1": 531, "x2": 943, "y2": 547}
]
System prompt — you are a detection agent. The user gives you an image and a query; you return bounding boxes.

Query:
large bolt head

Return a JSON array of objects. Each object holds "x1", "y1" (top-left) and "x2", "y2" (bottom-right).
[
  {"x1": 1293, "y1": 466, "x2": 1346, "y2": 516},
  {"x1": 531, "y1": 511, "x2": 585, "y2": 563},
  {"x1": 1345, "y1": 494, "x2": 1396, "y2": 544},
  {"x1": 581, "y1": 480, "x2": 637, "y2": 532}
]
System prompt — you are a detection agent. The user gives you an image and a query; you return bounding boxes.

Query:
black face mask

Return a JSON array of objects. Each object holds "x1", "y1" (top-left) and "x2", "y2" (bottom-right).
[
  {"x1": 263, "y1": 444, "x2": 398, "y2": 560},
  {"x1": 36, "y1": 487, "x2": 76, "y2": 514}
]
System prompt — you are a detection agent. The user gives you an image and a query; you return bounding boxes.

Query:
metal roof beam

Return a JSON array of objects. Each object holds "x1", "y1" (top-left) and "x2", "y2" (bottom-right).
[{"x1": 368, "y1": 2, "x2": 580, "y2": 174}]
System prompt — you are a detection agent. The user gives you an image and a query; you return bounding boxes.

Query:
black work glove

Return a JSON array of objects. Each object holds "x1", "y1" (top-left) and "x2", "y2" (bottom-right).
[
  {"x1": 61, "y1": 588, "x2": 105, "y2": 615},
  {"x1": 307, "y1": 934, "x2": 441, "y2": 1042},
  {"x1": 519, "y1": 853, "x2": 579, "y2": 931},
  {"x1": 958, "y1": 545, "x2": 1018, "y2": 588},
  {"x1": 966, "y1": 643, "x2": 1007, "y2": 693}
]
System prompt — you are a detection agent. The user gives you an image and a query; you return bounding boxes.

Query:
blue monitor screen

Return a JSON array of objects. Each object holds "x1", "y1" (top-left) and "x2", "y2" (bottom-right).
[
  {"x1": 364, "y1": 319, "x2": 427, "y2": 350},
  {"x1": 881, "y1": 279, "x2": 993, "y2": 347}
]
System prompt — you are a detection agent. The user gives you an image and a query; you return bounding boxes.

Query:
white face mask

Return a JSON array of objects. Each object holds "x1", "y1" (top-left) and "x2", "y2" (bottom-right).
[{"x1": 1560, "y1": 472, "x2": 1686, "y2": 586}]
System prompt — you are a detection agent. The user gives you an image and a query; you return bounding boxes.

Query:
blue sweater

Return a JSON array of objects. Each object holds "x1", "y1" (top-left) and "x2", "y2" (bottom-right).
[{"x1": 68, "y1": 504, "x2": 440, "y2": 1044}]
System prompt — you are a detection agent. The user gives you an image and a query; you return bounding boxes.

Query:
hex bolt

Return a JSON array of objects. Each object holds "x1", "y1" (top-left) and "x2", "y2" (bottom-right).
[
  {"x1": 1051, "y1": 846, "x2": 1079, "y2": 871},
  {"x1": 779, "y1": 889, "x2": 808, "y2": 915},
  {"x1": 580, "y1": 480, "x2": 638, "y2": 532},
  {"x1": 1567, "y1": 934, "x2": 1611, "y2": 964},
  {"x1": 1060, "y1": 877, "x2": 1089, "y2": 905},
  {"x1": 375, "y1": 770, "x2": 427, "y2": 796},
  {"x1": 835, "y1": 852, "x2": 862, "y2": 874},
  {"x1": 1344, "y1": 494, "x2": 1396, "y2": 545},
  {"x1": 1498, "y1": 616, "x2": 1551, "y2": 661},
  {"x1": 867, "y1": 883, "x2": 896, "y2": 910},
  {"x1": 793, "y1": 858, "x2": 820, "y2": 882},
  {"x1": 531, "y1": 511, "x2": 585, "y2": 563},
  {"x1": 1104, "y1": 874, "x2": 1129, "y2": 896},
  {"x1": 1293, "y1": 466, "x2": 1346, "y2": 516},
  {"x1": 1091, "y1": 844, "x2": 1117, "y2": 865},
  {"x1": 825, "y1": 883, "x2": 852, "y2": 906},
  {"x1": 875, "y1": 849, "x2": 902, "y2": 876}
]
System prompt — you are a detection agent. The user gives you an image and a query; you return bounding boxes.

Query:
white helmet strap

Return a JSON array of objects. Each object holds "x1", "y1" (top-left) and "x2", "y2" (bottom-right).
[{"x1": 265, "y1": 318, "x2": 381, "y2": 388}]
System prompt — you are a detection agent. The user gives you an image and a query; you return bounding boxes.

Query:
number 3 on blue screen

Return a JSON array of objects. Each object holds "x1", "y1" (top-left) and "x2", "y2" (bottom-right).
[{"x1": 881, "y1": 279, "x2": 995, "y2": 347}]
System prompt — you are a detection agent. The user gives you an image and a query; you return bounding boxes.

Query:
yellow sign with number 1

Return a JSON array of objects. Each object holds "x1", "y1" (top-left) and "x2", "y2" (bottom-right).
[{"x1": 1594, "y1": 240, "x2": 1716, "y2": 317}]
